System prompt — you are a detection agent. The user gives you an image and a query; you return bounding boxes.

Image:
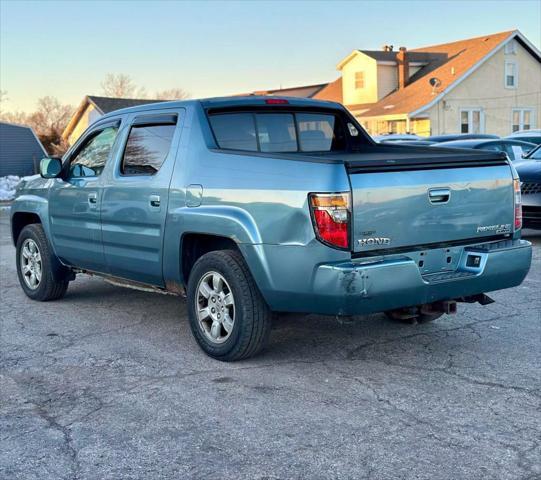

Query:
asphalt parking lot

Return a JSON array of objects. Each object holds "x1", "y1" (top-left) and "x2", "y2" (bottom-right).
[{"x1": 1, "y1": 209, "x2": 540, "y2": 480}]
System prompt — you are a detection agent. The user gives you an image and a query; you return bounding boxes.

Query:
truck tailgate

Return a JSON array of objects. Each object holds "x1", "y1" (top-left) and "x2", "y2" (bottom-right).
[{"x1": 349, "y1": 162, "x2": 514, "y2": 253}]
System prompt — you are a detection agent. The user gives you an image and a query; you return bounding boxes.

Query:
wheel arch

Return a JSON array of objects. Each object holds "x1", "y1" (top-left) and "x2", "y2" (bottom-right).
[
  {"x1": 10, "y1": 195, "x2": 51, "y2": 247},
  {"x1": 179, "y1": 232, "x2": 241, "y2": 285},
  {"x1": 11, "y1": 211, "x2": 43, "y2": 245},
  {"x1": 162, "y1": 205, "x2": 264, "y2": 294}
]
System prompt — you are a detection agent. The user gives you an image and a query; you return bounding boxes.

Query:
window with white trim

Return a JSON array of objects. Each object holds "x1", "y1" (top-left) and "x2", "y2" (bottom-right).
[
  {"x1": 460, "y1": 109, "x2": 483, "y2": 134},
  {"x1": 512, "y1": 108, "x2": 535, "y2": 132},
  {"x1": 504, "y1": 40, "x2": 517, "y2": 55},
  {"x1": 355, "y1": 71, "x2": 365, "y2": 89},
  {"x1": 505, "y1": 61, "x2": 518, "y2": 89}
]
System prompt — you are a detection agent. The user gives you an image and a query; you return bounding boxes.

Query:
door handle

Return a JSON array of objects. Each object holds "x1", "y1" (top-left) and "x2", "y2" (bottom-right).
[
  {"x1": 428, "y1": 188, "x2": 450, "y2": 204},
  {"x1": 149, "y1": 195, "x2": 161, "y2": 207},
  {"x1": 88, "y1": 192, "x2": 98, "y2": 205}
]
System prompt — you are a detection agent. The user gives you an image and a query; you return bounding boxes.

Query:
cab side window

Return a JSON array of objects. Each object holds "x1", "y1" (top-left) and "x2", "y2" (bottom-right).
[
  {"x1": 69, "y1": 126, "x2": 118, "y2": 178},
  {"x1": 121, "y1": 122, "x2": 176, "y2": 176}
]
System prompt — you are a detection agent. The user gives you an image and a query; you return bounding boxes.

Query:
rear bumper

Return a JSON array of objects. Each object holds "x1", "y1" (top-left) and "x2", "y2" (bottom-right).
[{"x1": 242, "y1": 239, "x2": 532, "y2": 315}]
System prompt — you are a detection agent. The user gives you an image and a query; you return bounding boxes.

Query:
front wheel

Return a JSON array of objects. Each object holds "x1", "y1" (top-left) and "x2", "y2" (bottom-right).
[
  {"x1": 16, "y1": 224, "x2": 69, "y2": 301},
  {"x1": 187, "y1": 250, "x2": 271, "y2": 361}
]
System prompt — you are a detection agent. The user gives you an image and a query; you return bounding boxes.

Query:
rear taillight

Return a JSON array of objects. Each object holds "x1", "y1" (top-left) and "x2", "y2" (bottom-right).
[
  {"x1": 514, "y1": 178, "x2": 522, "y2": 231},
  {"x1": 309, "y1": 193, "x2": 350, "y2": 249}
]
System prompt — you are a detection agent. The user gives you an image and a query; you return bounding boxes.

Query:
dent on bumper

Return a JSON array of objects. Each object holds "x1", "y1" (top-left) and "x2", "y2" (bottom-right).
[{"x1": 249, "y1": 239, "x2": 532, "y2": 316}]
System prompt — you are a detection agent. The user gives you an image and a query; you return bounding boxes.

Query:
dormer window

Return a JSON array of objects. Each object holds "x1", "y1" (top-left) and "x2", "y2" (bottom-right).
[
  {"x1": 355, "y1": 72, "x2": 365, "y2": 89},
  {"x1": 505, "y1": 40, "x2": 517, "y2": 55},
  {"x1": 505, "y1": 61, "x2": 518, "y2": 89}
]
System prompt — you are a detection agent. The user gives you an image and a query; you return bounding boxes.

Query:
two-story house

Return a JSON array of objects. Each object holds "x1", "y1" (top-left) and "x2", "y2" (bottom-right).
[
  {"x1": 254, "y1": 30, "x2": 540, "y2": 137},
  {"x1": 322, "y1": 30, "x2": 541, "y2": 136}
]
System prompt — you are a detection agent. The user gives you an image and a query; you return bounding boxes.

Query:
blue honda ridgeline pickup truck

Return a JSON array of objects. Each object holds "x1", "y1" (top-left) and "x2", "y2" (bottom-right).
[{"x1": 11, "y1": 97, "x2": 532, "y2": 360}]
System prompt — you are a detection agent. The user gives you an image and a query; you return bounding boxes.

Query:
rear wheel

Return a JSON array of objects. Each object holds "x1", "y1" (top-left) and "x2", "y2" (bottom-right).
[
  {"x1": 187, "y1": 250, "x2": 271, "y2": 361},
  {"x1": 16, "y1": 224, "x2": 69, "y2": 301}
]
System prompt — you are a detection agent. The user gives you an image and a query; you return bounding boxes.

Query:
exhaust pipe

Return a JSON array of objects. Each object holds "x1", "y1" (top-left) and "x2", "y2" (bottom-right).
[
  {"x1": 421, "y1": 300, "x2": 457, "y2": 316},
  {"x1": 442, "y1": 300, "x2": 457, "y2": 314}
]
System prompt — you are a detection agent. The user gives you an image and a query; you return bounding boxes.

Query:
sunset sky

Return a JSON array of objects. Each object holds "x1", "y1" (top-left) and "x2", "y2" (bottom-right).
[{"x1": 1, "y1": 0, "x2": 540, "y2": 112}]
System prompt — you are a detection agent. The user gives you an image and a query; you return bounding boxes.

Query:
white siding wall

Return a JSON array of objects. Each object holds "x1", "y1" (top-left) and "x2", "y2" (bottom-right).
[{"x1": 425, "y1": 42, "x2": 541, "y2": 136}]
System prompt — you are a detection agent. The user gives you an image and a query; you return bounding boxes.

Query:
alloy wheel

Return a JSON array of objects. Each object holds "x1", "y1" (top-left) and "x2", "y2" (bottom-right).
[
  {"x1": 20, "y1": 238, "x2": 42, "y2": 290},
  {"x1": 196, "y1": 271, "x2": 235, "y2": 344}
]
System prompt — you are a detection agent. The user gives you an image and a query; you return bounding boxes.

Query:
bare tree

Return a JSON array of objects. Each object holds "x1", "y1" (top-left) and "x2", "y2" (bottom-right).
[
  {"x1": 155, "y1": 88, "x2": 190, "y2": 100},
  {"x1": 100, "y1": 73, "x2": 189, "y2": 100},
  {"x1": 28, "y1": 97, "x2": 74, "y2": 155},
  {"x1": 101, "y1": 73, "x2": 147, "y2": 98},
  {"x1": 0, "y1": 96, "x2": 74, "y2": 155},
  {"x1": 0, "y1": 110, "x2": 29, "y2": 125},
  {"x1": 29, "y1": 97, "x2": 73, "y2": 135},
  {"x1": 0, "y1": 90, "x2": 8, "y2": 114}
]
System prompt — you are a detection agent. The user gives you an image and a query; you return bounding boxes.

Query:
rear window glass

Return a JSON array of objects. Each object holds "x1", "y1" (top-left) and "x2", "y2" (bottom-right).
[
  {"x1": 208, "y1": 113, "x2": 257, "y2": 151},
  {"x1": 256, "y1": 114, "x2": 297, "y2": 152},
  {"x1": 297, "y1": 113, "x2": 345, "y2": 152},
  {"x1": 209, "y1": 111, "x2": 348, "y2": 153}
]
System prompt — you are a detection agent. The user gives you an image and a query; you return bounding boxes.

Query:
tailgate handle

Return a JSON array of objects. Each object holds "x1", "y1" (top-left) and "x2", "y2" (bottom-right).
[{"x1": 428, "y1": 188, "x2": 450, "y2": 204}]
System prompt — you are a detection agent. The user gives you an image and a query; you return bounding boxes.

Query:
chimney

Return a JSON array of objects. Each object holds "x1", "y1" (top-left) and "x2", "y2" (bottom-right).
[{"x1": 397, "y1": 46, "x2": 409, "y2": 89}]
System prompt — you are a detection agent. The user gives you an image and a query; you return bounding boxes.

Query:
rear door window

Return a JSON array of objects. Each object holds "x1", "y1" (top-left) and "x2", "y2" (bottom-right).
[{"x1": 121, "y1": 123, "x2": 176, "y2": 175}]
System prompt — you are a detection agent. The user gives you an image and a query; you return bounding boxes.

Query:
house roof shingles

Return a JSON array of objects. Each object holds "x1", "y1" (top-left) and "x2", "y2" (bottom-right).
[
  {"x1": 251, "y1": 83, "x2": 329, "y2": 98},
  {"x1": 359, "y1": 50, "x2": 441, "y2": 64},
  {"x1": 0, "y1": 122, "x2": 47, "y2": 176},
  {"x1": 312, "y1": 77, "x2": 343, "y2": 103},
  {"x1": 63, "y1": 95, "x2": 167, "y2": 140},
  {"x1": 358, "y1": 30, "x2": 519, "y2": 118},
  {"x1": 87, "y1": 95, "x2": 165, "y2": 114}
]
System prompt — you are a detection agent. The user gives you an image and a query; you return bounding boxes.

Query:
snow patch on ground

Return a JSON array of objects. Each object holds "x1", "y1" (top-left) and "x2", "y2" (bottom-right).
[
  {"x1": 0, "y1": 176, "x2": 21, "y2": 201},
  {"x1": 0, "y1": 175, "x2": 39, "y2": 201}
]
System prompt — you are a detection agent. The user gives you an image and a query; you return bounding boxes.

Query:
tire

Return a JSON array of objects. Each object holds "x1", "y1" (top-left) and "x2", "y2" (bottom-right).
[
  {"x1": 16, "y1": 224, "x2": 69, "y2": 301},
  {"x1": 384, "y1": 310, "x2": 443, "y2": 324},
  {"x1": 187, "y1": 250, "x2": 271, "y2": 361}
]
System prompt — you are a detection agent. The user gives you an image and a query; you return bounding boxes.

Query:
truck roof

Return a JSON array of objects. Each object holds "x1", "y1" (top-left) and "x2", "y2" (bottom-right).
[{"x1": 99, "y1": 95, "x2": 344, "y2": 120}]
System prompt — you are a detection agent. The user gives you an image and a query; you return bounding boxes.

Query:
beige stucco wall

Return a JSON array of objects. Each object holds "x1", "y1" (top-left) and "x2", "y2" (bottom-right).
[
  {"x1": 421, "y1": 41, "x2": 541, "y2": 136},
  {"x1": 341, "y1": 53, "x2": 379, "y2": 105},
  {"x1": 68, "y1": 104, "x2": 103, "y2": 145},
  {"x1": 376, "y1": 64, "x2": 397, "y2": 100}
]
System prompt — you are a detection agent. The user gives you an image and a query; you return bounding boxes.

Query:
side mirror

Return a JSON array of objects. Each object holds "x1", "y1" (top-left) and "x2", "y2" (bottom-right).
[{"x1": 40, "y1": 157, "x2": 62, "y2": 178}]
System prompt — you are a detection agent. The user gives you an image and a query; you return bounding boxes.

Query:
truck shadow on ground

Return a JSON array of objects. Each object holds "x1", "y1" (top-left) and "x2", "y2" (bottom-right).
[
  {"x1": 45, "y1": 229, "x2": 540, "y2": 364},
  {"x1": 59, "y1": 274, "x2": 492, "y2": 365}
]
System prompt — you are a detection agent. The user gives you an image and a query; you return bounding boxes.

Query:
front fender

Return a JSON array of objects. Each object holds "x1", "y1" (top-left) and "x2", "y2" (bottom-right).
[
  {"x1": 10, "y1": 194, "x2": 72, "y2": 281},
  {"x1": 10, "y1": 195, "x2": 50, "y2": 245}
]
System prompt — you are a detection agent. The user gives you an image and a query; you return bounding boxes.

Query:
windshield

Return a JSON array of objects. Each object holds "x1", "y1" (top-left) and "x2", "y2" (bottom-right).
[
  {"x1": 208, "y1": 110, "x2": 359, "y2": 153},
  {"x1": 529, "y1": 146, "x2": 541, "y2": 160}
]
